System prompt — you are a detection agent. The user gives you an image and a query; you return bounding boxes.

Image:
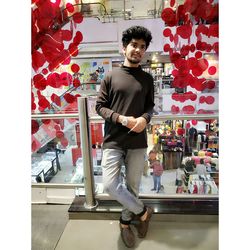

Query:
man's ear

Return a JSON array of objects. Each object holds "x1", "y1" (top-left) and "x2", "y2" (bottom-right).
[{"x1": 122, "y1": 46, "x2": 126, "y2": 56}]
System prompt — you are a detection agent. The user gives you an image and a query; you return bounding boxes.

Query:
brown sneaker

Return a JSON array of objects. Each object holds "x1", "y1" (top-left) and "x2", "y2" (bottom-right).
[
  {"x1": 119, "y1": 224, "x2": 135, "y2": 248},
  {"x1": 135, "y1": 207, "x2": 153, "y2": 238}
]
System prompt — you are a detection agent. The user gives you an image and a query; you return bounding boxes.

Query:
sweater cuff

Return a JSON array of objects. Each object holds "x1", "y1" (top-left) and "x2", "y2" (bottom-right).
[
  {"x1": 111, "y1": 112, "x2": 119, "y2": 124},
  {"x1": 141, "y1": 113, "x2": 151, "y2": 124}
]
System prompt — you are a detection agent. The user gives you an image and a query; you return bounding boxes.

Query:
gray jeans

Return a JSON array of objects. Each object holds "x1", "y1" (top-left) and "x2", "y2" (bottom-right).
[{"x1": 101, "y1": 148, "x2": 147, "y2": 222}]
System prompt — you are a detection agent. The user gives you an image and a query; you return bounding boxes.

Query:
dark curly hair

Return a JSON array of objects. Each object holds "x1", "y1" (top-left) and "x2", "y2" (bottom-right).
[{"x1": 122, "y1": 26, "x2": 152, "y2": 49}]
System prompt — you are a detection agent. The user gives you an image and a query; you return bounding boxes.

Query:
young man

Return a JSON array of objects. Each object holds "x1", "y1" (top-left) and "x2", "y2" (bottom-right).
[{"x1": 95, "y1": 26, "x2": 155, "y2": 248}]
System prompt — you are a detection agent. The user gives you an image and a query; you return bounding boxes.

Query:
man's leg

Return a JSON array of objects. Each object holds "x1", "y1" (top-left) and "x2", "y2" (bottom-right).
[{"x1": 124, "y1": 148, "x2": 153, "y2": 238}]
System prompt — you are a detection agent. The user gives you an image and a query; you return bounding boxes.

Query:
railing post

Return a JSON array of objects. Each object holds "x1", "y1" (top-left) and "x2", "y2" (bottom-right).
[{"x1": 78, "y1": 97, "x2": 98, "y2": 209}]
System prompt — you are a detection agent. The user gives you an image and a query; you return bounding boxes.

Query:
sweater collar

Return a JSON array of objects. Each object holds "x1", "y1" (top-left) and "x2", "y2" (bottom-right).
[{"x1": 121, "y1": 64, "x2": 142, "y2": 72}]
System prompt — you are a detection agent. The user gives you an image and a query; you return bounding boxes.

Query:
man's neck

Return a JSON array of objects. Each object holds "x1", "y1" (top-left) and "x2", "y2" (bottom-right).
[{"x1": 123, "y1": 59, "x2": 140, "y2": 68}]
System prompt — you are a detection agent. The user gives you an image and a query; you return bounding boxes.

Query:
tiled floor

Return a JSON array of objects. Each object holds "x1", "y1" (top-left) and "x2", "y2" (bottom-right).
[
  {"x1": 32, "y1": 204, "x2": 218, "y2": 250},
  {"x1": 56, "y1": 219, "x2": 218, "y2": 250}
]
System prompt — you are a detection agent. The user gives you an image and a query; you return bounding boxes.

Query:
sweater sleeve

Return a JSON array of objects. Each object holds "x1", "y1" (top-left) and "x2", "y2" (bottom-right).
[
  {"x1": 95, "y1": 76, "x2": 119, "y2": 124},
  {"x1": 141, "y1": 76, "x2": 155, "y2": 123}
]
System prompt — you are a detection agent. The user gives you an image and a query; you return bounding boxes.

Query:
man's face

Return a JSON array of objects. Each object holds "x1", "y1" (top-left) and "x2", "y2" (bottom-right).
[{"x1": 123, "y1": 39, "x2": 147, "y2": 64}]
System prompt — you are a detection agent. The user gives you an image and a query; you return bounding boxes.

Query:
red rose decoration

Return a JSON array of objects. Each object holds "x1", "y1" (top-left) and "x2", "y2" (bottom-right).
[
  {"x1": 65, "y1": 3, "x2": 74, "y2": 13},
  {"x1": 73, "y1": 78, "x2": 81, "y2": 88},
  {"x1": 163, "y1": 28, "x2": 172, "y2": 37},
  {"x1": 71, "y1": 63, "x2": 80, "y2": 73},
  {"x1": 208, "y1": 66, "x2": 217, "y2": 75},
  {"x1": 64, "y1": 93, "x2": 76, "y2": 103},
  {"x1": 206, "y1": 80, "x2": 216, "y2": 89},
  {"x1": 32, "y1": 120, "x2": 39, "y2": 135},
  {"x1": 51, "y1": 93, "x2": 61, "y2": 107},
  {"x1": 161, "y1": 8, "x2": 177, "y2": 27},
  {"x1": 73, "y1": 12, "x2": 83, "y2": 24},
  {"x1": 176, "y1": 24, "x2": 192, "y2": 39}
]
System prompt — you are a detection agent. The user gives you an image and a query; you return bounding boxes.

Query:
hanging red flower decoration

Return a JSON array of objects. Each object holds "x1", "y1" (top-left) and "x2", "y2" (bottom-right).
[
  {"x1": 161, "y1": 8, "x2": 177, "y2": 27},
  {"x1": 68, "y1": 43, "x2": 79, "y2": 57},
  {"x1": 64, "y1": 93, "x2": 76, "y2": 103},
  {"x1": 183, "y1": 0, "x2": 198, "y2": 14},
  {"x1": 62, "y1": 29, "x2": 73, "y2": 41},
  {"x1": 206, "y1": 80, "x2": 216, "y2": 89},
  {"x1": 32, "y1": 50, "x2": 46, "y2": 72},
  {"x1": 73, "y1": 78, "x2": 81, "y2": 88},
  {"x1": 208, "y1": 66, "x2": 217, "y2": 75},
  {"x1": 195, "y1": 51, "x2": 202, "y2": 59},
  {"x1": 42, "y1": 68, "x2": 48, "y2": 75},
  {"x1": 51, "y1": 93, "x2": 61, "y2": 107},
  {"x1": 60, "y1": 72, "x2": 72, "y2": 86},
  {"x1": 32, "y1": 120, "x2": 39, "y2": 135},
  {"x1": 163, "y1": 28, "x2": 172, "y2": 37},
  {"x1": 176, "y1": 24, "x2": 192, "y2": 39},
  {"x1": 65, "y1": 3, "x2": 75, "y2": 13},
  {"x1": 33, "y1": 74, "x2": 47, "y2": 90},
  {"x1": 170, "y1": 0, "x2": 175, "y2": 8},
  {"x1": 163, "y1": 43, "x2": 171, "y2": 52},
  {"x1": 206, "y1": 96, "x2": 215, "y2": 104},
  {"x1": 73, "y1": 12, "x2": 83, "y2": 24},
  {"x1": 71, "y1": 63, "x2": 80, "y2": 73}
]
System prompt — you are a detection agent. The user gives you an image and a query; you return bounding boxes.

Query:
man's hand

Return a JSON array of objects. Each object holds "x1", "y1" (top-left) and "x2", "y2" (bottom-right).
[
  {"x1": 117, "y1": 115, "x2": 137, "y2": 128},
  {"x1": 128, "y1": 117, "x2": 147, "y2": 133}
]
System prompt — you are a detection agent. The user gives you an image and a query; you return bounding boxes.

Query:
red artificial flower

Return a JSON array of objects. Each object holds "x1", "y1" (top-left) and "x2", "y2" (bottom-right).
[
  {"x1": 62, "y1": 29, "x2": 73, "y2": 41},
  {"x1": 195, "y1": 51, "x2": 202, "y2": 59},
  {"x1": 180, "y1": 45, "x2": 190, "y2": 57},
  {"x1": 32, "y1": 120, "x2": 39, "y2": 134},
  {"x1": 206, "y1": 80, "x2": 216, "y2": 89},
  {"x1": 32, "y1": 50, "x2": 46, "y2": 72},
  {"x1": 208, "y1": 66, "x2": 217, "y2": 75},
  {"x1": 176, "y1": 24, "x2": 192, "y2": 39},
  {"x1": 68, "y1": 43, "x2": 79, "y2": 57},
  {"x1": 64, "y1": 93, "x2": 76, "y2": 103},
  {"x1": 51, "y1": 93, "x2": 61, "y2": 107},
  {"x1": 163, "y1": 43, "x2": 171, "y2": 52},
  {"x1": 42, "y1": 119, "x2": 51, "y2": 125},
  {"x1": 42, "y1": 68, "x2": 48, "y2": 75},
  {"x1": 206, "y1": 96, "x2": 215, "y2": 104},
  {"x1": 73, "y1": 78, "x2": 81, "y2": 88},
  {"x1": 60, "y1": 72, "x2": 72, "y2": 86},
  {"x1": 73, "y1": 12, "x2": 83, "y2": 24},
  {"x1": 183, "y1": 0, "x2": 198, "y2": 14},
  {"x1": 38, "y1": 97, "x2": 50, "y2": 109},
  {"x1": 65, "y1": 3, "x2": 75, "y2": 13},
  {"x1": 161, "y1": 8, "x2": 177, "y2": 27},
  {"x1": 71, "y1": 63, "x2": 80, "y2": 73},
  {"x1": 170, "y1": 0, "x2": 175, "y2": 8},
  {"x1": 33, "y1": 74, "x2": 47, "y2": 90},
  {"x1": 163, "y1": 28, "x2": 172, "y2": 37}
]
